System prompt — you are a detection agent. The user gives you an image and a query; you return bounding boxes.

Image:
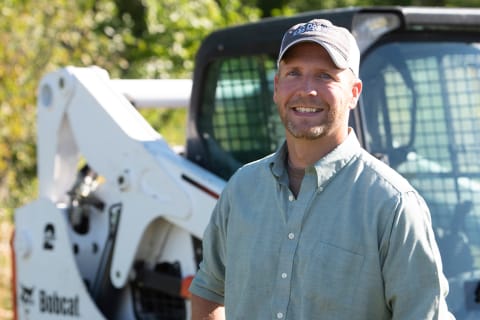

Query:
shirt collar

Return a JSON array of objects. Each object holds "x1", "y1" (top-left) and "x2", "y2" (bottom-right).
[
  {"x1": 270, "y1": 129, "x2": 362, "y2": 188},
  {"x1": 270, "y1": 142, "x2": 288, "y2": 179}
]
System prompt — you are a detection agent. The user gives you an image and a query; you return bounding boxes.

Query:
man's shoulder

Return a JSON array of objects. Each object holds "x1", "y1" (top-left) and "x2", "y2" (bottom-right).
[
  {"x1": 232, "y1": 153, "x2": 275, "y2": 179},
  {"x1": 223, "y1": 153, "x2": 278, "y2": 191},
  {"x1": 354, "y1": 149, "x2": 414, "y2": 194},
  {"x1": 219, "y1": 153, "x2": 277, "y2": 203}
]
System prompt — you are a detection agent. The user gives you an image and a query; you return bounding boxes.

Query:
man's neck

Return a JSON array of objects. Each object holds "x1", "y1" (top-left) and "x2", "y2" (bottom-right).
[
  {"x1": 286, "y1": 133, "x2": 346, "y2": 169},
  {"x1": 286, "y1": 157, "x2": 305, "y2": 198}
]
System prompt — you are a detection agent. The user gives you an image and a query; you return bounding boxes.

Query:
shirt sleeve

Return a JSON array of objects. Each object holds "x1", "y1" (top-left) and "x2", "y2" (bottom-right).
[
  {"x1": 189, "y1": 186, "x2": 230, "y2": 305},
  {"x1": 382, "y1": 191, "x2": 455, "y2": 320}
]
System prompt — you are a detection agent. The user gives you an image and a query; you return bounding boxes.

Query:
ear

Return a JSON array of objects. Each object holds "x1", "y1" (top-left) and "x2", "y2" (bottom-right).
[
  {"x1": 350, "y1": 79, "x2": 362, "y2": 110},
  {"x1": 273, "y1": 72, "x2": 279, "y2": 104}
]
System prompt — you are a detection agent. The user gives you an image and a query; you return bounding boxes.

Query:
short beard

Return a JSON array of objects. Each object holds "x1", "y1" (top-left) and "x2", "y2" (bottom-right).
[
  {"x1": 283, "y1": 106, "x2": 337, "y2": 140},
  {"x1": 286, "y1": 121, "x2": 327, "y2": 140}
]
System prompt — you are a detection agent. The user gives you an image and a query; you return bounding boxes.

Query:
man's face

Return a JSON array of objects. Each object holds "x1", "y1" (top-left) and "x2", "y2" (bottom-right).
[{"x1": 274, "y1": 42, "x2": 362, "y2": 141}]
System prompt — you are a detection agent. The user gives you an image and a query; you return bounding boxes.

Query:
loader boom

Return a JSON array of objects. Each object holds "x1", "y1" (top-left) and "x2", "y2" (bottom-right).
[{"x1": 14, "y1": 66, "x2": 223, "y2": 319}]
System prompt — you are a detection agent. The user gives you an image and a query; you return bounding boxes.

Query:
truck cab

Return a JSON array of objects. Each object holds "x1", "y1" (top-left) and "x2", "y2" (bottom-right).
[{"x1": 186, "y1": 7, "x2": 480, "y2": 318}]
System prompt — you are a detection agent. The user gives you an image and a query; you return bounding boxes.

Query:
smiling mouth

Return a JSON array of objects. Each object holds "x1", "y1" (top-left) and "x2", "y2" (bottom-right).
[{"x1": 292, "y1": 106, "x2": 322, "y2": 113}]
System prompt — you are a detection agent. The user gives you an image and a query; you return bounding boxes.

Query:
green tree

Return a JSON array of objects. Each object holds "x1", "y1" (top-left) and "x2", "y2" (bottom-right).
[
  {"x1": 0, "y1": 0, "x2": 260, "y2": 219},
  {"x1": 0, "y1": 1, "x2": 120, "y2": 218}
]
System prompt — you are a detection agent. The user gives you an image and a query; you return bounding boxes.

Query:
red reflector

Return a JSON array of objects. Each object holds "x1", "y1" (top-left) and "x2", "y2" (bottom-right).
[{"x1": 180, "y1": 275, "x2": 194, "y2": 299}]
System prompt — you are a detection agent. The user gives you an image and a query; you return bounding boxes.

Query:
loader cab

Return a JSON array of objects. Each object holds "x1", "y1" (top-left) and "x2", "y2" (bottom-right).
[{"x1": 186, "y1": 7, "x2": 480, "y2": 318}]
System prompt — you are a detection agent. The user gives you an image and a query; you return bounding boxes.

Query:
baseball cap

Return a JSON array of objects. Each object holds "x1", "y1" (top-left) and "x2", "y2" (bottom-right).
[{"x1": 277, "y1": 19, "x2": 360, "y2": 77}]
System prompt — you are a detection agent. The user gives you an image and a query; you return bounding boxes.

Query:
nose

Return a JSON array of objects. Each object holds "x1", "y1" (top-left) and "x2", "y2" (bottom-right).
[{"x1": 298, "y1": 77, "x2": 318, "y2": 97}]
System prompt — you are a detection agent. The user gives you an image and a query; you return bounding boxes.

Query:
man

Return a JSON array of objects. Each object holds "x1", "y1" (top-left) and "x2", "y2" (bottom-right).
[{"x1": 189, "y1": 19, "x2": 454, "y2": 319}]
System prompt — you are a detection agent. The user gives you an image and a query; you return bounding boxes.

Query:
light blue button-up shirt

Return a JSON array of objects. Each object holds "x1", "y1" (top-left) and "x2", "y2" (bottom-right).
[{"x1": 190, "y1": 131, "x2": 453, "y2": 319}]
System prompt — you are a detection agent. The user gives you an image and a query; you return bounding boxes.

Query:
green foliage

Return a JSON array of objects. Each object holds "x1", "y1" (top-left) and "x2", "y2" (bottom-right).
[
  {"x1": 0, "y1": 1, "x2": 124, "y2": 217},
  {"x1": 105, "y1": 0, "x2": 260, "y2": 78},
  {"x1": 0, "y1": 0, "x2": 260, "y2": 218}
]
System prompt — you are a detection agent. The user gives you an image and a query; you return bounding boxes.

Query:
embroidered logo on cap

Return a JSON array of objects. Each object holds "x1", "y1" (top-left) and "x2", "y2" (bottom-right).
[{"x1": 292, "y1": 22, "x2": 329, "y2": 37}]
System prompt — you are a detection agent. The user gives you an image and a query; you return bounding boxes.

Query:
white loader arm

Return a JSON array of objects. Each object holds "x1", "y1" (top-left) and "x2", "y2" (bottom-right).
[{"x1": 39, "y1": 66, "x2": 223, "y2": 285}]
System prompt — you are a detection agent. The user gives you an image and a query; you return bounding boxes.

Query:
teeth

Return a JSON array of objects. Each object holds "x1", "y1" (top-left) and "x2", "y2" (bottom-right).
[{"x1": 294, "y1": 107, "x2": 318, "y2": 113}]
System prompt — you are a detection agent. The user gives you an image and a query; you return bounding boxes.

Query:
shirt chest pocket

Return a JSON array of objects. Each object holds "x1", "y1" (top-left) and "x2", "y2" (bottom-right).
[{"x1": 297, "y1": 241, "x2": 365, "y2": 308}]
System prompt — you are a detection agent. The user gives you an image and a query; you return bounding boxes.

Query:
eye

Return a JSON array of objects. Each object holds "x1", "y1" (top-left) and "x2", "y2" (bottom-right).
[
  {"x1": 317, "y1": 72, "x2": 333, "y2": 80},
  {"x1": 286, "y1": 69, "x2": 300, "y2": 77}
]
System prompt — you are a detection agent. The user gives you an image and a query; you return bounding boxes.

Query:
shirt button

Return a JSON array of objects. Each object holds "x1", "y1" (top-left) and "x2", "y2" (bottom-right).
[
  {"x1": 277, "y1": 312, "x2": 284, "y2": 319},
  {"x1": 281, "y1": 272, "x2": 288, "y2": 279},
  {"x1": 288, "y1": 233, "x2": 295, "y2": 240},
  {"x1": 288, "y1": 194, "x2": 294, "y2": 201}
]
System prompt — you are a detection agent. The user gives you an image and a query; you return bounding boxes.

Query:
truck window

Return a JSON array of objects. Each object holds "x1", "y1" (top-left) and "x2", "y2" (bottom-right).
[
  {"x1": 197, "y1": 55, "x2": 282, "y2": 179},
  {"x1": 361, "y1": 41, "x2": 480, "y2": 281}
]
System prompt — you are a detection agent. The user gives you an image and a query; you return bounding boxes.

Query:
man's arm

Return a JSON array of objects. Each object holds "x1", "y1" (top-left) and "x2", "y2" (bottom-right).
[
  {"x1": 191, "y1": 294, "x2": 225, "y2": 320},
  {"x1": 383, "y1": 192, "x2": 454, "y2": 319}
]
